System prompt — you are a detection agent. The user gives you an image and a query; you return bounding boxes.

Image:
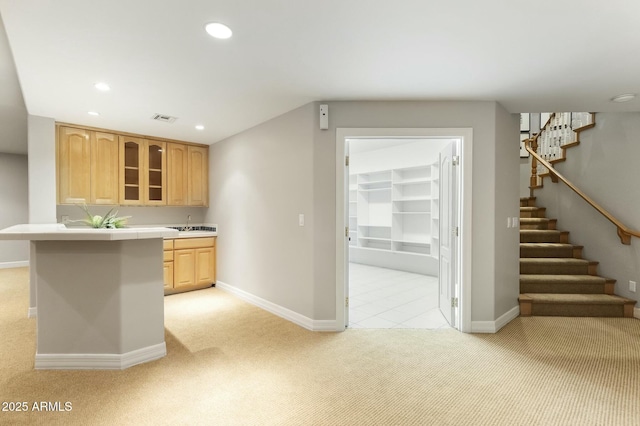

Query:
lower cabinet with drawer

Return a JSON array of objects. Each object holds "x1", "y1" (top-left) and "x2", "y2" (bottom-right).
[{"x1": 164, "y1": 236, "x2": 216, "y2": 295}]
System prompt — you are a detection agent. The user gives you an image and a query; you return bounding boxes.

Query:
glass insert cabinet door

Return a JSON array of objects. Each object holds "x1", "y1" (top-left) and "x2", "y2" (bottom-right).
[
  {"x1": 119, "y1": 136, "x2": 167, "y2": 205},
  {"x1": 145, "y1": 140, "x2": 167, "y2": 205}
]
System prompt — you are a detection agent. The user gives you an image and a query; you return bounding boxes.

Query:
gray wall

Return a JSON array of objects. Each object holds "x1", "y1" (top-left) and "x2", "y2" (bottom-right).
[
  {"x1": 28, "y1": 115, "x2": 56, "y2": 224},
  {"x1": 0, "y1": 153, "x2": 29, "y2": 263},
  {"x1": 207, "y1": 100, "x2": 521, "y2": 323},
  {"x1": 494, "y1": 104, "x2": 521, "y2": 318},
  {"x1": 206, "y1": 103, "x2": 315, "y2": 317},
  {"x1": 536, "y1": 112, "x2": 640, "y2": 304}
]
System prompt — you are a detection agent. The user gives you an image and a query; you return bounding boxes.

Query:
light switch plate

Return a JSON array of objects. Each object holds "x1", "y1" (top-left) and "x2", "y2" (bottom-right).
[
  {"x1": 299, "y1": 214, "x2": 305, "y2": 226},
  {"x1": 630, "y1": 281, "x2": 636, "y2": 292}
]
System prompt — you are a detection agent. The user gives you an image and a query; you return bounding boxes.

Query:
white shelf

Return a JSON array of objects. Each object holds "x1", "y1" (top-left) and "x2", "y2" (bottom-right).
[
  {"x1": 393, "y1": 239, "x2": 429, "y2": 245},
  {"x1": 348, "y1": 160, "x2": 438, "y2": 274},
  {"x1": 393, "y1": 178, "x2": 430, "y2": 186},
  {"x1": 393, "y1": 197, "x2": 430, "y2": 201},
  {"x1": 359, "y1": 187, "x2": 392, "y2": 192},
  {"x1": 393, "y1": 211, "x2": 429, "y2": 215}
]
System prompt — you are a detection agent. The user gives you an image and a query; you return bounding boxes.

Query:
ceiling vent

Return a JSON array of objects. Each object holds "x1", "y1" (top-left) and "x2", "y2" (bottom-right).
[{"x1": 151, "y1": 113, "x2": 177, "y2": 123}]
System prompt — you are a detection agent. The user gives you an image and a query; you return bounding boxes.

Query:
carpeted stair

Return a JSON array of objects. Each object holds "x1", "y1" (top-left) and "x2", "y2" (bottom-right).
[{"x1": 518, "y1": 197, "x2": 636, "y2": 317}]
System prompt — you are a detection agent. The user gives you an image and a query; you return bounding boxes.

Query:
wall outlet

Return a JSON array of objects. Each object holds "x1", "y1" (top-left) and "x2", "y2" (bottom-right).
[{"x1": 630, "y1": 281, "x2": 637, "y2": 293}]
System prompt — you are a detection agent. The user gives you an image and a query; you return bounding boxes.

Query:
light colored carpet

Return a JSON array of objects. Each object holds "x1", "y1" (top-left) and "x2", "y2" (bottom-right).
[{"x1": 1, "y1": 267, "x2": 640, "y2": 425}]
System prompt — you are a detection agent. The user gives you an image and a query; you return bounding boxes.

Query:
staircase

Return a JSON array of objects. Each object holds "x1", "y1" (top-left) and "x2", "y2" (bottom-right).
[{"x1": 518, "y1": 197, "x2": 636, "y2": 317}]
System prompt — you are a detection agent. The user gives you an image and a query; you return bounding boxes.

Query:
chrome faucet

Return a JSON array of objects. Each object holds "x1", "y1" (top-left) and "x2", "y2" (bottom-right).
[{"x1": 182, "y1": 215, "x2": 192, "y2": 232}]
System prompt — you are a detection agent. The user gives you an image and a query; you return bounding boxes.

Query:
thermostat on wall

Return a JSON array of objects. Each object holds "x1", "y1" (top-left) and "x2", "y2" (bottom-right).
[{"x1": 319, "y1": 104, "x2": 328, "y2": 130}]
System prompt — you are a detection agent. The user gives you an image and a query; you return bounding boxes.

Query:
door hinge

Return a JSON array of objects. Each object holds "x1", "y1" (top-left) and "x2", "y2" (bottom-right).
[
  {"x1": 453, "y1": 226, "x2": 459, "y2": 237},
  {"x1": 345, "y1": 226, "x2": 349, "y2": 237},
  {"x1": 345, "y1": 156, "x2": 350, "y2": 166},
  {"x1": 452, "y1": 155, "x2": 460, "y2": 166},
  {"x1": 451, "y1": 297, "x2": 458, "y2": 308},
  {"x1": 345, "y1": 297, "x2": 349, "y2": 307}
]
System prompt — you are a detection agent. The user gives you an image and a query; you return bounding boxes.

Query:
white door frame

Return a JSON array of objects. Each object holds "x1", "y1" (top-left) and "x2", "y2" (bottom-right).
[{"x1": 335, "y1": 128, "x2": 473, "y2": 332}]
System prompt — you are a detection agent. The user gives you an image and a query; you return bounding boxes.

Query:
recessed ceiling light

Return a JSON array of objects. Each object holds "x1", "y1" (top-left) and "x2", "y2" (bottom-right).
[
  {"x1": 88, "y1": 111, "x2": 100, "y2": 116},
  {"x1": 205, "y1": 22, "x2": 232, "y2": 39},
  {"x1": 94, "y1": 82, "x2": 111, "y2": 91},
  {"x1": 195, "y1": 125, "x2": 205, "y2": 130},
  {"x1": 611, "y1": 93, "x2": 636, "y2": 103}
]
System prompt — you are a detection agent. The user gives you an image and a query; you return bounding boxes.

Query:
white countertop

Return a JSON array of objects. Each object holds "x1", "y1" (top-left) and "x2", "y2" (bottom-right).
[{"x1": 0, "y1": 224, "x2": 179, "y2": 241}]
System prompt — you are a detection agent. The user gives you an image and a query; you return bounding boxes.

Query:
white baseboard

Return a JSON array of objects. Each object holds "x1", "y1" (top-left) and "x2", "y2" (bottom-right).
[
  {"x1": 0, "y1": 261, "x2": 29, "y2": 269},
  {"x1": 28, "y1": 307, "x2": 37, "y2": 318},
  {"x1": 635, "y1": 307, "x2": 640, "y2": 320},
  {"x1": 471, "y1": 305, "x2": 520, "y2": 333},
  {"x1": 216, "y1": 281, "x2": 337, "y2": 331},
  {"x1": 35, "y1": 342, "x2": 166, "y2": 370}
]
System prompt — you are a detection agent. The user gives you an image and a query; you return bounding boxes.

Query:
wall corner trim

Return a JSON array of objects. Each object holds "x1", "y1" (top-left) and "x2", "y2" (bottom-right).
[
  {"x1": 216, "y1": 281, "x2": 337, "y2": 332},
  {"x1": 634, "y1": 307, "x2": 640, "y2": 320},
  {"x1": 28, "y1": 307, "x2": 37, "y2": 318},
  {"x1": 470, "y1": 305, "x2": 520, "y2": 333}
]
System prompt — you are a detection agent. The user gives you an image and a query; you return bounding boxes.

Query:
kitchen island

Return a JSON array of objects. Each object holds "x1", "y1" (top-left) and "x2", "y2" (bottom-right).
[{"x1": 0, "y1": 224, "x2": 178, "y2": 370}]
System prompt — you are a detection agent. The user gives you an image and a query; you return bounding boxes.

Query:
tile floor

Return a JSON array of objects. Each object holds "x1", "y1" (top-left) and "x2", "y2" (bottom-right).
[{"x1": 348, "y1": 263, "x2": 451, "y2": 329}]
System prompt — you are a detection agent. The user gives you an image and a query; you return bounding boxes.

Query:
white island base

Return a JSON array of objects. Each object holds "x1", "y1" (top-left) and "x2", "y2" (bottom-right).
[{"x1": 0, "y1": 224, "x2": 178, "y2": 370}]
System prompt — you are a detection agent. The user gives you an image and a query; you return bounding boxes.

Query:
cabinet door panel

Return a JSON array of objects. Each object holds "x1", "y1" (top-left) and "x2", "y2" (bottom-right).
[
  {"x1": 91, "y1": 132, "x2": 119, "y2": 204},
  {"x1": 145, "y1": 140, "x2": 167, "y2": 205},
  {"x1": 167, "y1": 143, "x2": 188, "y2": 205},
  {"x1": 188, "y1": 145, "x2": 208, "y2": 206},
  {"x1": 119, "y1": 136, "x2": 145, "y2": 205},
  {"x1": 58, "y1": 127, "x2": 91, "y2": 204},
  {"x1": 174, "y1": 249, "x2": 195, "y2": 288},
  {"x1": 195, "y1": 247, "x2": 215, "y2": 286},
  {"x1": 163, "y1": 261, "x2": 174, "y2": 290}
]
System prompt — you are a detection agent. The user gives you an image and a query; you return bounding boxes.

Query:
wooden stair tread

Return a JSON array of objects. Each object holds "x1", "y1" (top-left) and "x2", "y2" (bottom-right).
[
  {"x1": 520, "y1": 243, "x2": 580, "y2": 249},
  {"x1": 520, "y1": 274, "x2": 606, "y2": 284},
  {"x1": 520, "y1": 207, "x2": 544, "y2": 212},
  {"x1": 519, "y1": 293, "x2": 635, "y2": 305},
  {"x1": 520, "y1": 258, "x2": 594, "y2": 265}
]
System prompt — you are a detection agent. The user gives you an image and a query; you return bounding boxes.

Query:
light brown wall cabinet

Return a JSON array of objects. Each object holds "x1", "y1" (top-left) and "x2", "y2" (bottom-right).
[
  {"x1": 164, "y1": 237, "x2": 216, "y2": 295},
  {"x1": 188, "y1": 145, "x2": 209, "y2": 206},
  {"x1": 119, "y1": 136, "x2": 167, "y2": 205},
  {"x1": 56, "y1": 123, "x2": 208, "y2": 206},
  {"x1": 167, "y1": 143, "x2": 209, "y2": 207},
  {"x1": 57, "y1": 126, "x2": 119, "y2": 205}
]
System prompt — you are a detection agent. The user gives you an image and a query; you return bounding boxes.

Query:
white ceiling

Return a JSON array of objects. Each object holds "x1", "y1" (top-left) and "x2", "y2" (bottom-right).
[{"x1": 1, "y1": 0, "x2": 639, "y2": 152}]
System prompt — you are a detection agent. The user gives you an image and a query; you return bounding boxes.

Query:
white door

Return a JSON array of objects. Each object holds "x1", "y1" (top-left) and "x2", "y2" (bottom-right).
[
  {"x1": 344, "y1": 141, "x2": 350, "y2": 327},
  {"x1": 438, "y1": 141, "x2": 458, "y2": 326}
]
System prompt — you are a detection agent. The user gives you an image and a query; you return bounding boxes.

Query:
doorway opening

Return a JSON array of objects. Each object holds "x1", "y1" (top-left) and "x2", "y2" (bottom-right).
[
  {"x1": 335, "y1": 128, "x2": 473, "y2": 333},
  {"x1": 347, "y1": 138, "x2": 449, "y2": 329}
]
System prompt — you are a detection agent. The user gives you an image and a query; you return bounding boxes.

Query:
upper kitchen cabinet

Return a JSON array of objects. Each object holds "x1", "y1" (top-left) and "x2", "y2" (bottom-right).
[
  {"x1": 57, "y1": 126, "x2": 119, "y2": 205},
  {"x1": 90, "y1": 132, "x2": 120, "y2": 205},
  {"x1": 145, "y1": 140, "x2": 167, "y2": 206},
  {"x1": 167, "y1": 143, "x2": 188, "y2": 206},
  {"x1": 188, "y1": 145, "x2": 209, "y2": 207},
  {"x1": 167, "y1": 143, "x2": 209, "y2": 206},
  {"x1": 56, "y1": 123, "x2": 205, "y2": 207},
  {"x1": 119, "y1": 136, "x2": 167, "y2": 206},
  {"x1": 119, "y1": 135, "x2": 145, "y2": 205}
]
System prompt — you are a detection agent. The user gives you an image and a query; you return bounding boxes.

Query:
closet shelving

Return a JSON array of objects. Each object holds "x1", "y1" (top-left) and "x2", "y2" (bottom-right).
[{"x1": 350, "y1": 164, "x2": 439, "y2": 261}]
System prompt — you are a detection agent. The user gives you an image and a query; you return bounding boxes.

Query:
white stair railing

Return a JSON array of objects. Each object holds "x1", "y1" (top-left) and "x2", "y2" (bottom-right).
[{"x1": 529, "y1": 112, "x2": 594, "y2": 189}]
